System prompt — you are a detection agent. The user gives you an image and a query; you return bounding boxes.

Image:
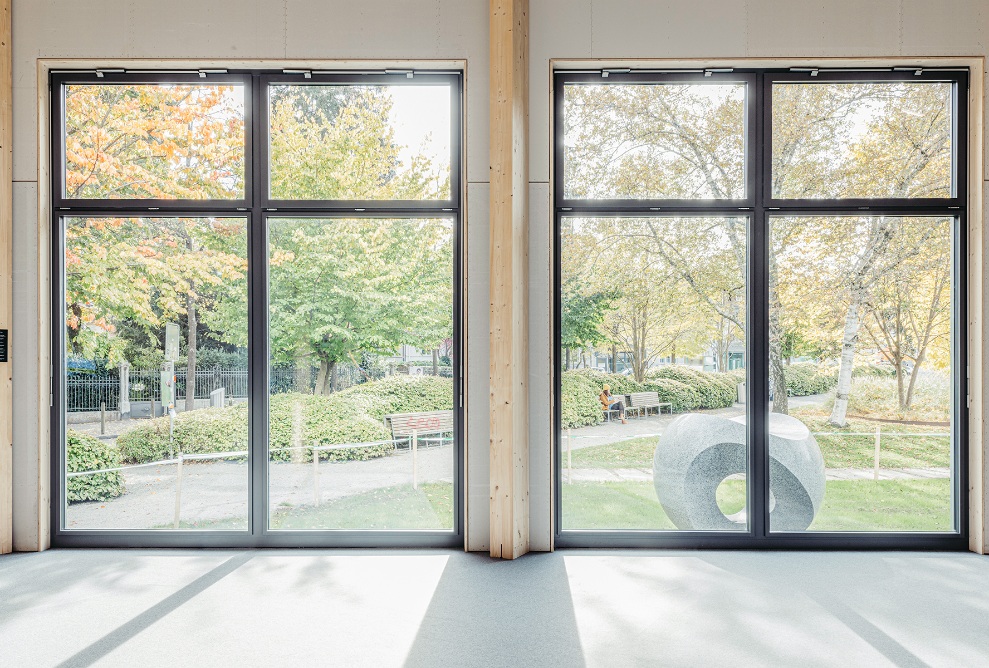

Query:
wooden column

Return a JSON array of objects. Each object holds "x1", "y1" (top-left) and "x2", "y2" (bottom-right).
[
  {"x1": 0, "y1": 0, "x2": 12, "y2": 555},
  {"x1": 489, "y1": 0, "x2": 528, "y2": 559}
]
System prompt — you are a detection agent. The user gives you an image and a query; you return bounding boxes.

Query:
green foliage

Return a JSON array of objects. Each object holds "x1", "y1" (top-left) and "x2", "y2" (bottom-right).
[
  {"x1": 568, "y1": 369, "x2": 644, "y2": 396},
  {"x1": 336, "y1": 375, "x2": 453, "y2": 419},
  {"x1": 783, "y1": 363, "x2": 838, "y2": 397},
  {"x1": 852, "y1": 363, "x2": 897, "y2": 378},
  {"x1": 66, "y1": 430, "x2": 125, "y2": 503},
  {"x1": 115, "y1": 376, "x2": 453, "y2": 464},
  {"x1": 648, "y1": 365, "x2": 736, "y2": 409},
  {"x1": 561, "y1": 372, "x2": 604, "y2": 429},
  {"x1": 561, "y1": 366, "x2": 742, "y2": 422},
  {"x1": 641, "y1": 378, "x2": 702, "y2": 412},
  {"x1": 561, "y1": 277, "x2": 616, "y2": 350}
]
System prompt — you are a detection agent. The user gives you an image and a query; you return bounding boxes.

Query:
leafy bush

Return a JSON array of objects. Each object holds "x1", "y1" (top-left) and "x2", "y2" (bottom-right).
[
  {"x1": 839, "y1": 372, "x2": 950, "y2": 422},
  {"x1": 567, "y1": 369, "x2": 644, "y2": 395},
  {"x1": 67, "y1": 430, "x2": 125, "y2": 503},
  {"x1": 561, "y1": 371, "x2": 604, "y2": 428},
  {"x1": 116, "y1": 375, "x2": 453, "y2": 464},
  {"x1": 336, "y1": 375, "x2": 453, "y2": 418},
  {"x1": 648, "y1": 365, "x2": 735, "y2": 409},
  {"x1": 641, "y1": 378, "x2": 703, "y2": 412},
  {"x1": 784, "y1": 363, "x2": 838, "y2": 397},
  {"x1": 852, "y1": 363, "x2": 897, "y2": 378},
  {"x1": 116, "y1": 404, "x2": 249, "y2": 464}
]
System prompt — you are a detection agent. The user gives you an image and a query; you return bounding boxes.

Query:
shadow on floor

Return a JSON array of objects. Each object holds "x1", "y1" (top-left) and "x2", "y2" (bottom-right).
[{"x1": 403, "y1": 551, "x2": 586, "y2": 668}]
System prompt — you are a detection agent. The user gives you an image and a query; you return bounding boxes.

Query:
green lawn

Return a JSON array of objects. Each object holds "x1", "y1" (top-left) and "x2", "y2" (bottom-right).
[
  {"x1": 562, "y1": 479, "x2": 952, "y2": 532},
  {"x1": 170, "y1": 482, "x2": 454, "y2": 531},
  {"x1": 271, "y1": 482, "x2": 454, "y2": 530},
  {"x1": 567, "y1": 414, "x2": 950, "y2": 471}
]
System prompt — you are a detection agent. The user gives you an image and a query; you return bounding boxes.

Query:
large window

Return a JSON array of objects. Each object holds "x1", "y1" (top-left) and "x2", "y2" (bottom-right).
[
  {"x1": 555, "y1": 69, "x2": 967, "y2": 547},
  {"x1": 52, "y1": 71, "x2": 462, "y2": 547}
]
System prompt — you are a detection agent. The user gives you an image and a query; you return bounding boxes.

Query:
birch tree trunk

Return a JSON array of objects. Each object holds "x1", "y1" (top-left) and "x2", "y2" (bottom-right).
[
  {"x1": 828, "y1": 298, "x2": 862, "y2": 427},
  {"x1": 185, "y1": 286, "x2": 197, "y2": 412}
]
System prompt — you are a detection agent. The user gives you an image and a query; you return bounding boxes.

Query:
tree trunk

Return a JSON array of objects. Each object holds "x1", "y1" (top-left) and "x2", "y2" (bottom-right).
[
  {"x1": 904, "y1": 350, "x2": 925, "y2": 409},
  {"x1": 828, "y1": 300, "x2": 862, "y2": 427},
  {"x1": 432, "y1": 349, "x2": 439, "y2": 376},
  {"x1": 565, "y1": 348, "x2": 571, "y2": 371},
  {"x1": 315, "y1": 357, "x2": 337, "y2": 395},
  {"x1": 768, "y1": 253, "x2": 788, "y2": 414},
  {"x1": 185, "y1": 288, "x2": 197, "y2": 412},
  {"x1": 611, "y1": 342, "x2": 617, "y2": 374}
]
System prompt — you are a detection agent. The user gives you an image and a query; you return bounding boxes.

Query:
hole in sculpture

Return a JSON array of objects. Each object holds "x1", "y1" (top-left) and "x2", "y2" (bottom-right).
[{"x1": 717, "y1": 475, "x2": 776, "y2": 526}]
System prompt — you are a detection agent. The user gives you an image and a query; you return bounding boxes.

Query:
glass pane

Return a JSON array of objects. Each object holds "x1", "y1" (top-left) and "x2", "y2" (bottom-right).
[
  {"x1": 772, "y1": 82, "x2": 952, "y2": 199},
  {"x1": 769, "y1": 216, "x2": 954, "y2": 532},
  {"x1": 267, "y1": 218, "x2": 455, "y2": 530},
  {"x1": 563, "y1": 83, "x2": 746, "y2": 200},
  {"x1": 63, "y1": 217, "x2": 249, "y2": 530},
  {"x1": 559, "y1": 216, "x2": 748, "y2": 531},
  {"x1": 64, "y1": 84, "x2": 246, "y2": 199},
  {"x1": 268, "y1": 84, "x2": 452, "y2": 201}
]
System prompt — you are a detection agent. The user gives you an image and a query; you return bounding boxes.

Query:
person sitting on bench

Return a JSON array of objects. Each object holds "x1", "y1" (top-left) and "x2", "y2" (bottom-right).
[{"x1": 599, "y1": 384, "x2": 627, "y2": 424}]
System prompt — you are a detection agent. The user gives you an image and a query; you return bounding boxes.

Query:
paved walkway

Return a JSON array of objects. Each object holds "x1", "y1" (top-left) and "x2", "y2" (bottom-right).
[
  {"x1": 563, "y1": 467, "x2": 951, "y2": 483},
  {"x1": 566, "y1": 393, "x2": 830, "y2": 450},
  {"x1": 66, "y1": 445, "x2": 454, "y2": 529}
]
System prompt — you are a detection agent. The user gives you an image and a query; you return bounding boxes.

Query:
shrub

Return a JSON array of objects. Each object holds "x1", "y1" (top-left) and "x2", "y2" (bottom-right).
[
  {"x1": 852, "y1": 363, "x2": 897, "y2": 378},
  {"x1": 336, "y1": 375, "x2": 453, "y2": 418},
  {"x1": 567, "y1": 369, "x2": 644, "y2": 396},
  {"x1": 561, "y1": 371, "x2": 604, "y2": 428},
  {"x1": 116, "y1": 376, "x2": 453, "y2": 465},
  {"x1": 784, "y1": 363, "x2": 837, "y2": 397},
  {"x1": 647, "y1": 366, "x2": 735, "y2": 409},
  {"x1": 641, "y1": 378, "x2": 703, "y2": 412},
  {"x1": 67, "y1": 430, "x2": 125, "y2": 503}
]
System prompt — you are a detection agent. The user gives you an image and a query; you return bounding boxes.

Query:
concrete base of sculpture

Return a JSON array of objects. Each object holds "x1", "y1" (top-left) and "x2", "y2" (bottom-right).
[{"x1": 653, "y1": 413, "x2": 825, "y2": 531}]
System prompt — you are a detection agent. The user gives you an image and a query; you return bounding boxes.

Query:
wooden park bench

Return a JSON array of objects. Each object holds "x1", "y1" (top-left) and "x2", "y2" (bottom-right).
[
  {"x1": 627, "y1": 391, "x2": 673, "y2": 418},
  {"x1": 384, "y1": 410, "x2": 455, "y2": 489}
]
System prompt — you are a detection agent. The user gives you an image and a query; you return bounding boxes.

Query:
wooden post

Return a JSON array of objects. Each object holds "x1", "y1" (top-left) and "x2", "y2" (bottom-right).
[
  {"x1": 0, "y1": 0, "x2": 12, "y2": 555},
  {"x1": 312, "y1": 441, "x2": 320, "y2": 506},
  {"x1": 873, "y1": 425, "x2": 881, "y2": 481},
  {"x1": 412, "y1": 429, "x2": 419, "y2": 491},
  {"x1": 489, "y1": 0, "x2": 529, "y2": 560},
  {"x1": 173, "y1": 455, "x2": 184, "y2": 529}
]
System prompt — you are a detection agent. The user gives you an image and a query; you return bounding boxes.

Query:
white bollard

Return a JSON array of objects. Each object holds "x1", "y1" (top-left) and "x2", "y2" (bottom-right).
[
  {"x1": 312, "y1": 441, "x2": 320, "y2": 506},
  {"x1": 173, "y1": 454, "x2": 184, "y2": 529},
  {"x1": 412, "y1": 429, "x2": 419, "y2": 490},
  {"x1": 873, "y1": 425, "x2": 881, "y2": 481}
]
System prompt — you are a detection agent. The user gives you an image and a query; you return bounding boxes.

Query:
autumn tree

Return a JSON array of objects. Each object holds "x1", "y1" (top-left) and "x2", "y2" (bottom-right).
[{"x1": 64, "y1": 84, "x2": 247, "y2": 407}]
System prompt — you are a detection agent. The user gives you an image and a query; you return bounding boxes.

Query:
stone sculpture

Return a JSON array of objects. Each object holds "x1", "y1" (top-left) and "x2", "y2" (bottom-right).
[{"x1": 653, "y1": 413, "x2": 826, "y2": 531}]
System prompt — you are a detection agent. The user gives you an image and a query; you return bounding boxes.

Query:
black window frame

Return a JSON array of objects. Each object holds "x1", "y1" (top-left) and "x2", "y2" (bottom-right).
[
  {"x1": 50, "y1": 69, "x2": 465, "y2": 548},
  {"x1": 553, "y1": 68, "x2": 969, "y2": 550}
]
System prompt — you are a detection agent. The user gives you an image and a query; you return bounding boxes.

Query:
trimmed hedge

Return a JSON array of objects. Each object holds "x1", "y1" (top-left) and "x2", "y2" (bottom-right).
[
  {"x1": 560, "y1": 365, "x2": 742, "y2": 427},
  {"x1": 648, "y1": 365, "x2": 736, "y2": 409},
  {"x1": 561, "y1": 371, "x2": 604, "y2": 428},
  {"x1": 67, "y1": 430, "x2": 125, "y2": 503},
  {"x1": 783, "y1": 363, "x2": 838, "y2": 397},
  {"x1": 336, "y1": 375, "x2": 454, "y2": 418},
  {"x1": 116, "y1": 376, "x2": 454, "y2": 464},
  {"x1": 567, "y1": 369, "x2": 644, "y2": 396},
  {"x1": 641, "y1": 378, "x2": 703, "y2": 412}
]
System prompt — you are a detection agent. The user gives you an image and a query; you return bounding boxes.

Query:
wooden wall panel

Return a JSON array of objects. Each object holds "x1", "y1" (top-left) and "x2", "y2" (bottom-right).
[
  {"x1": 489, "y1": 0, "x2": 529, "y2": 559},
  {"x1": 1, "y1": 0, "x2": 12, "y2": 555}
]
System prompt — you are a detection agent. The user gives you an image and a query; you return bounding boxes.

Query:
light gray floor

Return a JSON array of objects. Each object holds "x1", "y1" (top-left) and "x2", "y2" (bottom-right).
[{"x1": 2, "y1": 549, "x2": 988, "y2": 667}]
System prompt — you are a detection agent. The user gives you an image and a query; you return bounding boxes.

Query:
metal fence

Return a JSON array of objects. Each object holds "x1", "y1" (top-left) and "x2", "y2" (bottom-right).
[{"x1": 66, "y1": 362, "x2": 450, "y2": 412}]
